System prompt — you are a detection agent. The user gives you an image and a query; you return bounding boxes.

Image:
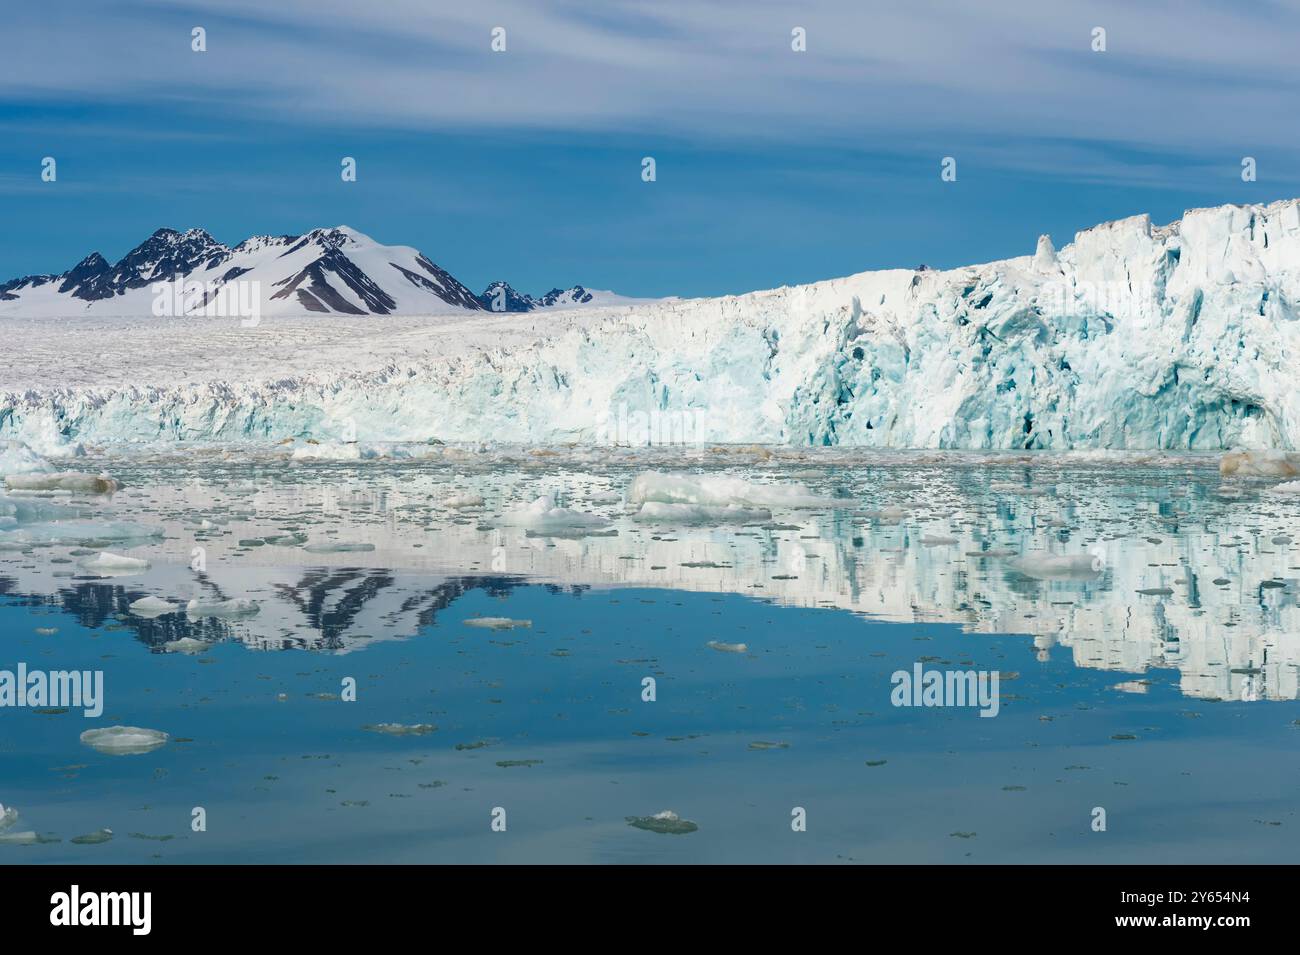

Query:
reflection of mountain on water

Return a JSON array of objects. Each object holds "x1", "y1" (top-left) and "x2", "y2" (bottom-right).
[
  {"x1": 2, "y1": 572, "x2": 533, "y2": 652},
  {"x1": 1, "y1": 453, "x2": 1298, "y2": 700}
]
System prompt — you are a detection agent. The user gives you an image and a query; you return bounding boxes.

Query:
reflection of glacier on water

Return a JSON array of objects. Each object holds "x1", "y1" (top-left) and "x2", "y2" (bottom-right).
[{"x1": 2, "y1": 446, "x2": 1298, "y2": 701}]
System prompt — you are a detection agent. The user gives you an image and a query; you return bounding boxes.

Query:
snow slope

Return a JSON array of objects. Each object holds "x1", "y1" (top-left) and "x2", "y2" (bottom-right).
[{"x1": 2, "y1": 199, "x2": 1299, "y2": 450}]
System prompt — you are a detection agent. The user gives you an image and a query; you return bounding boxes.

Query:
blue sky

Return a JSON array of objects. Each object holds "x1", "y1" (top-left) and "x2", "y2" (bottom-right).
[{"x1": 2, "y1": 0, "x2": 1299, "y2": 298}]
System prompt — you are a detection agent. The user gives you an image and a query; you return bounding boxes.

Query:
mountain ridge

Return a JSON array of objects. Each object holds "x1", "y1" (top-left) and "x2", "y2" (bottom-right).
[{"x1": 0, "y1": 225, "x2": 625, "y2": 317}]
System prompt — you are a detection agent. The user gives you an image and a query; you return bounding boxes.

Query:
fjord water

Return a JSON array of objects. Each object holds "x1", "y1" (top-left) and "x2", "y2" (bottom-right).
[{"x1": 1, "y1": 448, "x2": 1298, "y2": 862}]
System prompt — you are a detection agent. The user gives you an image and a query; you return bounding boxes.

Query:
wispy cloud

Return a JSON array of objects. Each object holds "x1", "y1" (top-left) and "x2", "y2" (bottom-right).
[{"x1": 4, "y1": 0, "x2": 1300, "y2": 180}]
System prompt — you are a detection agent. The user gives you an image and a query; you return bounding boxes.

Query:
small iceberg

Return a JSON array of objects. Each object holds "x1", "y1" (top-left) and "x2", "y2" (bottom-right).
[
  {"x1": 129, "y1": 596, "x2": 177, "y2": 618},
  {"x1": 186, "y1": 598, "x2": 259, "y2": 618},
  {"x1": 627, "y1": 471, "x2": 836, "y2": 510},
  {"x1": 706, "y1": 640, "x2": 748, "y2": 653},
  {"x1": 626, "y1": 810, "x2": 698, "y2": 835},
  {"x1": 78, "y1": 551, "x2": 150, "y2": 576},
  {"x1": 291, "y1": 442, "x2": 363, "y2": 461},
  {"x1": 302, "y1": 541, "x2": 376, "y2": 553},
  {"x1": 1220, "y1": 451, "x2": 1300, "y2": 478},
  {"x1": 444, "y1": 492, "x2": 485, "y2": 509},
  {"x1": 162, "y1": 637, "x2": 210, "y2": 654},
  {"x1": 4, "y1": 472, "x2": 119, "y2": 494},
  {"x1": 0, "y1": 831, "x2": 46, "y2": 846},
  {"x1": 499, "y1": 494, "x2": 610, "y2": 535},
  {"x1": 362, "y1": 723, "x2": 437, "y2": 736},
  {"x1": 0, "y1": 442, "x2": 53, "y2": 477},
  {"x1": 464, "y1": 617, "x2": 532, "y2": 630},
  {"x1": 80, "y1": 726, "x2": 169, "y2": 755}
]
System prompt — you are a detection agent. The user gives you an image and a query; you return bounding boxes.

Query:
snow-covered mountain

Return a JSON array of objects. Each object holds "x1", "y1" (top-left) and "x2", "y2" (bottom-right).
[
  {"x1": 475, "y1": 281, "x2": 621, "y2": 312},
  {"x1": 3, "y1": 199, "x2": 1300, "y2": 450},
  {"x1": 0, "y1": 226, "x2": 621, "y2": 318}
]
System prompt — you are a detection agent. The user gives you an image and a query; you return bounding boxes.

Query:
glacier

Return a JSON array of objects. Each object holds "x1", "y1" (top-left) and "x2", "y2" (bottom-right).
[{"x1": 3, "y1": 199, "x2": 1300, "y2": 450}]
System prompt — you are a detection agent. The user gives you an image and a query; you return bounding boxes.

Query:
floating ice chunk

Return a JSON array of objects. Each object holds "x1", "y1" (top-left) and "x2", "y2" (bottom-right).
[
  {"x1": 1011, "y1": 553, "x2": 1103, "y2": 579},
  {"x1": 1270, "y1": 480, "x2": 1300, "y2": 494},
  {"x1": 499, "y1": 494, "x2": 610, "y2": 534},
  {"x1": 186, "y1": 597, "x2": 260, "y2": 618},
  {"x1": 302, "y1": 541, "x2": 376, "y2": 553},
  {"x1": 291, "y1": 442, "x2": 363, "y2": 461},
  {"x1": 362, "y1": 723, "x2": 437, "y2": 736},
  {"x1": 262, "y1": 532, "x2": 307, "y2": 545},
  {"x1": 633, "y1": 501, "x2": 770, "y2": 524},
  {"x1": 464, "y1": 617, "x2": 532, "y2": 630},
  {"x1": 128, "y1": 596, "x2": 177, "y2": 617},
  {"x1": 626, "y1": 810, "x2": 698, "y2": 834},
  {"x1": 78, "y1": 551, "x2": 150, "y2": 575},
  {"x1": 80, "y1": 726, "x2": 169, "y2": 755},
  {"x1": 4, "y1": 472, "x2": 119, "y2": 494},
  {"x1": 1112, "y1": 680, "x2": 1149, "y2": 694},
  {"x1": 163, "y1": 637, "x2": 210, "y2": 654},
  {"x1": 1220, "y1": 451, "x2": 1300, "y2": 478},
  {"x1": 627, "y1": 471, "x2": 835, "y2": 509},
  {"x1": 706, "y1": 640, "x2": 748, "y2": 653},
  {"x1": 965, "y1": 548, "x2": 1017, "y2": 558},
  {"x1": 0, "y1": 442, "x2": 53, "y2": 477},
  {"x1": 0, "y1": 831, "x2": 43, "y2": 845},
  {"x1": 0, "y1": 519, "x2": 162, "y2": 546},
  {"x1": 863, "y1": 505, "x2": 906, "y2": 523},
  {"x1": 444, "y1": 492, "x2": 484, "y2": 509},
  {"x1": 920, "y1": 534, "x2": 959, "y2": 545}
]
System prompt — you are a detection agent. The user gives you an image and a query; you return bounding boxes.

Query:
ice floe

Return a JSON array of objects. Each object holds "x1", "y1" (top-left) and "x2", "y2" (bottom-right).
[
  {"x1": 627, "y1": 471, "x2": 835, "y2": 509},
  {"x1": 77, "y1": 551, "x2": 150, "y2": 575},
  {"x1": 706, "y1": 640, "x2": 748, "y2": 653},
  {"x1": 4, "y1": 472, "x2": 119, "y2": 494},
  {"x1": 302, "y1": 541, "x2": 376, "y2": 553},
  {"x1": 626, "y1": 810, "x2": 698, "y2": 834},
  {"x1": 162, "y1": 637, "x2": 210, "y2": 654},
  {"x1": 1220, "y1": 451, "x2": 1300, "y2": 478},
  {"x1": 362, "y1": 723, "x2": 437, "y2": 736},
  {"x1": 128, "y1": 596, "x2": 177, "y2": 617},
  {"x1": 632, "y1": 501, "x2": 771, "y2": 524},
  {"x1": 498, "y1": 494, "x2": 610, "y2": 534},
  {"x1": 79, "y1": 726, "x2": 169, "y2": 755},
  {"x1": 0, "y1": 442, "x2": 53, "y2": 477},
  {"x1": 291, "y1": 442, "x2": 364, "y2": 461},
  {"x1": 444, "y1": 492, "x2": 485, "y2": 509},
  {"x1": 186, "y1": 597, "x2": 260, "y2": 618},
  {"x1": 463, "y1": 617, "x2": 532, "y2": 630}
]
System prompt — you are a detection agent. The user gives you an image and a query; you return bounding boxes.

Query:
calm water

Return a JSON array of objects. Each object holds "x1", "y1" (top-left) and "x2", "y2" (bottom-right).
[{"x1": 1, "y1": 447, "x2": 1298, "y2": 862}]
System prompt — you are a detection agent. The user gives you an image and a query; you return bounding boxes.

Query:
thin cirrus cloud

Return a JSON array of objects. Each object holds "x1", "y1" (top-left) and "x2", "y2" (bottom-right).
[{"x1": 2, "y1": 0, "x2": 1298, "y2": 169}]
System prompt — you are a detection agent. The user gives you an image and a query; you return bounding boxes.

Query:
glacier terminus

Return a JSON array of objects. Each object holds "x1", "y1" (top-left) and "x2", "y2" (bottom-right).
[{"x1": 2, "y1": 199, "x2": 1299, "y2": 451}]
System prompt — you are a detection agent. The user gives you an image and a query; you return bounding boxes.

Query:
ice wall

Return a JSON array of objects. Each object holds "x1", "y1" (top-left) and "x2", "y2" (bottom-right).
[{"x1": 3, "y1": 199, "x2": 1300, "y2": 450}]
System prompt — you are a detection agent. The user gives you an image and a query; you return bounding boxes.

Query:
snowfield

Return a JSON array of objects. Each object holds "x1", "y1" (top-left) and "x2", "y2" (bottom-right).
[{"x1": 4, "y1": 198, "x2": 1300, "y2": 450}]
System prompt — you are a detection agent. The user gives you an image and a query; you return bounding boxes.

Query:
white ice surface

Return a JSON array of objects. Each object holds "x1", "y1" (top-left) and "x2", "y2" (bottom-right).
[{"x1": 4, "y1": 201, "x2": 1300, "y2": 449}]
